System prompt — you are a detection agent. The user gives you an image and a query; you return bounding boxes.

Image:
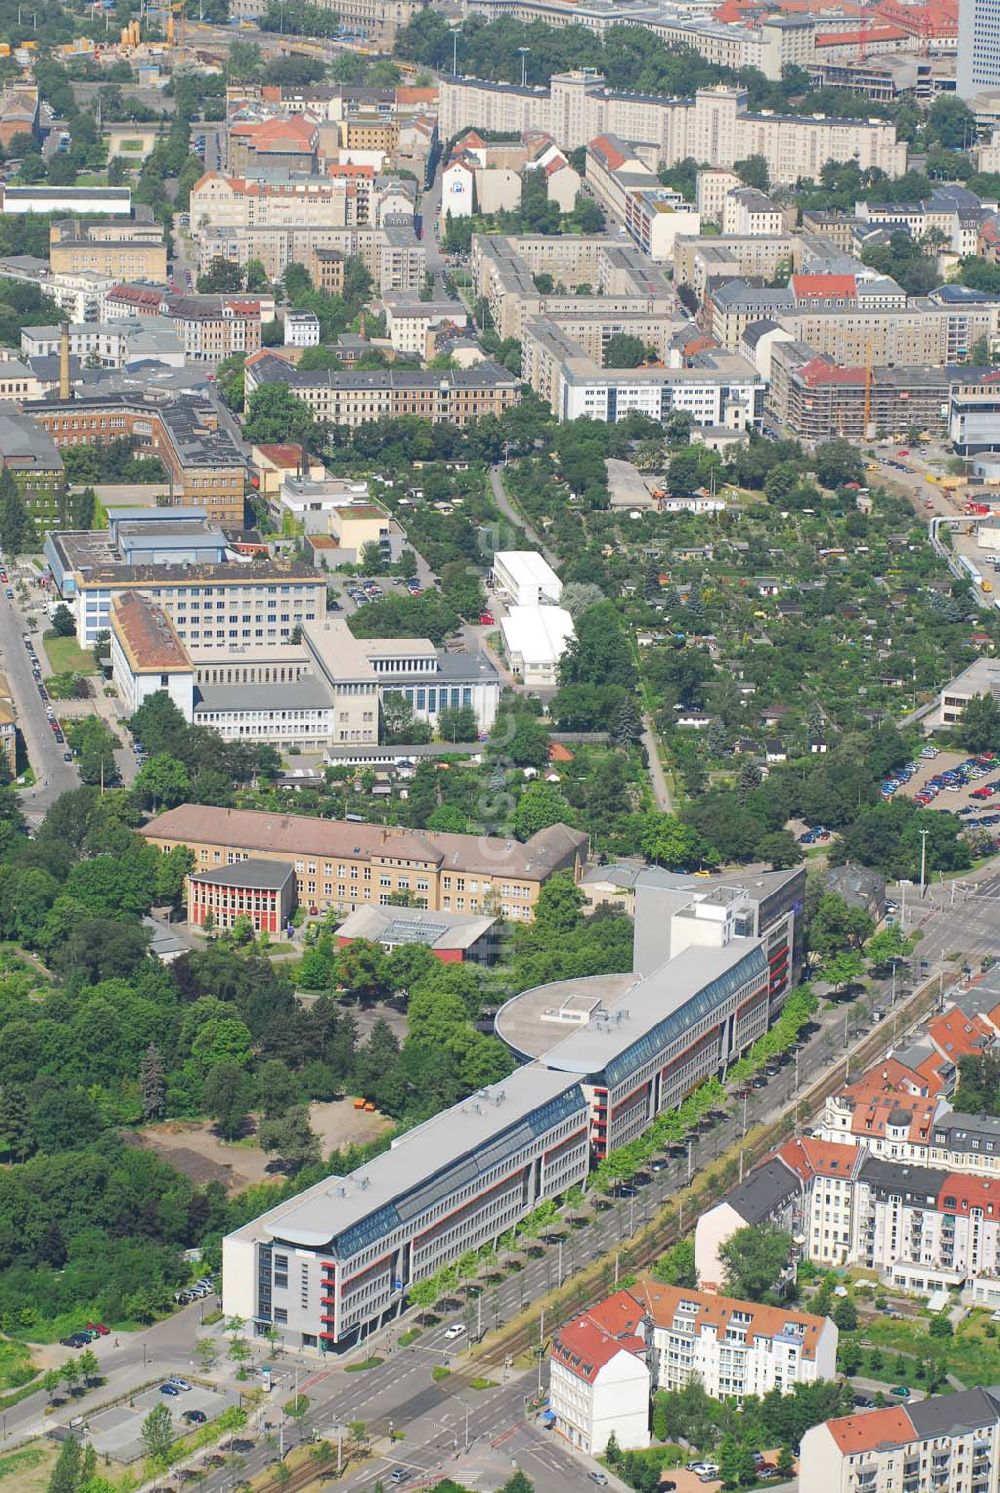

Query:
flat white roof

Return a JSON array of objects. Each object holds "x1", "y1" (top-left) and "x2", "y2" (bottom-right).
[
  {"x1": 494, "y1": 549, "x2": 561, "y2": 591},
  {"x1": 501, "y1": 604, "x2": 574, "y2": 666}
]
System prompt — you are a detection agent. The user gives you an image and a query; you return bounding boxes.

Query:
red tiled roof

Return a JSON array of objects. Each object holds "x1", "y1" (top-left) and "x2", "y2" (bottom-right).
[
  {"x1": 589, "y1": 134, "x2": 628, "y2": 170},
  {"x1": 254, "y1": 443, "x2": 307, "y2": 468},
  {"x1": 937, "y1": 1171, "x2": 1000, "y2": 1216},
  {"x1": 550, "y1": 1293, "x2": 646, "y2": 1384},
  {"x1": 826, "y1": 1407, "x2": 914, "y2": 1455},
  {"x1": 799, "y1": 356, "x2": 864, "y2": 388},
  {"x1": 928, "y1": 1009, "x2": 995, "y2": 1060},
  {"x1": 777, "y1": 1136, "x2": 861, "y2": 1181},
  {"x1": 792, "y1": 273, "x2": 857, "y2": 301},
  {"x1": 631, "y1": 1280, "x2": 828, "y2": 1360},
  {"x1": 815, "y1": 24, "x2": 908, "y2": 43}
]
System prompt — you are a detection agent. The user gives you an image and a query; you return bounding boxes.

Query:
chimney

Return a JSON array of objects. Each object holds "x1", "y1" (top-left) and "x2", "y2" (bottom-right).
[
  {"x1": 359, "y1": 308, "x2": 367, "y2": 340},
  {"x1": 58, "y1": 322, "x2": 70, "y2": 401}
]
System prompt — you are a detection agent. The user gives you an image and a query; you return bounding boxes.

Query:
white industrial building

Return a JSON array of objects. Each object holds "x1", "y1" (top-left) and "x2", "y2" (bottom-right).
[
  {"x1": 500, "y1": 604, "x2": 575, "y2": 686},
  {"x1": 492, "y1": 550, "x2": 563, "y2": 607}
]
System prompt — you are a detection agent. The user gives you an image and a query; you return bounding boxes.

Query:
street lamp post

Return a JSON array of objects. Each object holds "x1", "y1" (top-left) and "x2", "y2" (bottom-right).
[
  {"x1": 919, "y1": 827, "x2": 929, "y2": 896},
  {"x1": 517, "y1": 45, "x2": 530, "y2": 85},
  {"x1": 450, "y1": 24, "x2": 461, "y2": 75}
]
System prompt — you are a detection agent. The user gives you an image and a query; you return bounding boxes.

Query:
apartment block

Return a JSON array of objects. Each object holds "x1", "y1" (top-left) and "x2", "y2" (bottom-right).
[
  {"x1": 800, "y1": 1389, "x2": 1000, "y2": 1493},
  {"x1": 633, "y1": 1279, "x2": 837, "y2": 1399},
  {"x1": 767, "y1": 340, "x2": 954, "y2": 443},
  {"x1": 197, "y1": 222, "x2": 425, "y2": 293},
  {"x1": 521, "y1": 319, "x2": 763, "y2": 428},
  {"x1": 439, "y1": 76, "x2": 906, "y2": 186},
  {"x1": 160, "y1": 295, "x2": 263, "y2": 363},
  {"x1": 721, "y1": 187, "x2": 786, "y2": 237},
  {"x1": 243, "y1": 351, "x2": 521, "y2": 428}
]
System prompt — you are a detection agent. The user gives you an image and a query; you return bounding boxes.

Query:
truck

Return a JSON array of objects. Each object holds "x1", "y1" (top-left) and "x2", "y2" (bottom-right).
[{"x1": 959, "y1": 554, "x2": 983, "y2": 587}]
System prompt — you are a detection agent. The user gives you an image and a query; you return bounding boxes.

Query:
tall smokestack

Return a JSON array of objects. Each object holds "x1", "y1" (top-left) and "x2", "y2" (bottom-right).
[
  {"x1": 59, "y1": 322, "x2": 70, "y2": 401},
  {"x1": 359, "y1": 308, "x2": 367, "y2": 340}
]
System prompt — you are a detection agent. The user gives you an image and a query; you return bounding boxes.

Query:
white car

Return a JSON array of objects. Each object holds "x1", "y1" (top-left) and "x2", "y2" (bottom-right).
[{"x1": 444, "y1": 1323, "x2": 466, "y2": 1340}]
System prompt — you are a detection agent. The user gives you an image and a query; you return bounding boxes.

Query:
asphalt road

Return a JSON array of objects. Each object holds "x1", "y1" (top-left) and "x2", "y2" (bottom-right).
[
  {"x1": 489, "y1": 467, "x2": 559, "y2": 568},
  {"x1": 0, "y1": 569, "x2": 79, "y2": 817}
]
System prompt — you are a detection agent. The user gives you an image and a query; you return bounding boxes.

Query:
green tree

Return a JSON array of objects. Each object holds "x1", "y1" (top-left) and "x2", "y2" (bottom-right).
[
  {"x1": 48, "y1": 1437, "x2": 82, "y2": 1493},
  {"x1": 640, "y1": 813, "x2": 713, "y2": 870},
  {"x1": 134, "y1": 753, "x2": 191, "y2": 810},
  {"x1": 78, "y1": 1347, "x2": 99, "y2": 1384},
  {"x1": 718, "y1": 1223, "x2": 792, "y2": 1301},
  {"x1": 823, "y1": 949, "x2": 865, "y2": 993},
  {"x1": 719, "y1": 1435, "x2": 757, "y2": 1489},
  {"x1": 734, "y1": 154, "x2": 769, "y2": 189},
  {"x1": 511, "y1": 782, "x2": 575, "y2": 841},
  {"x1": 141, "y1": 1402, "x2": 174, "y2": 1465},
  {"x1": 258, "y1": 1105, "x2": 321, "y2": 1173},
  {"x1": 833, "y1": 1296, "x2": 858, "y2": 1332},
  {"x1": 604, "y1": 333, "x2": 647, "y2": 368},
  {"x1": 756, "y1": 831, "x2": 804, "y2": 869},
  {"x1": 243, "y1": 383, "x2": 315, "y2": 446},
  {"x1": 959, "y1": 692, "x2": 1000, "y2": 753},
  {"x1": 51, "y1": 604, "x2": 76, "y2": 638},
  {"x1": 203, "y1": 1061, "x2": 254, "y2": 1140},
  {"x1": 814, "y1": 437, "x2": 865, "y2": 489},
  {"x1": 359, "y1": 540, "x2": 383, "y2": 574}
]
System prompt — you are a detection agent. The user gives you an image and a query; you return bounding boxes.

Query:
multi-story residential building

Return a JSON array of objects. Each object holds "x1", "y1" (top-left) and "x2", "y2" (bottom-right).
[
  {"x1": 196, "y1": 222, "x2": 425, "y2": 292},
  {"x1": 439, "y1": 76, "x2": 906, "y2": 187},
  {"x1": 674, "y1": 233, "x2": 800, "y2": 297},
  {"x1": 19, "y1": 320, "x2": 185, "y2": 370},
  {"x1": 766, "y1": 340, "x2": 956, "y2": 443},
  {"x1": 143, "y1": 805, "x2": 589, "y2": 922},
  {"x1": 471, "y1": 233, "x2": 675, "y2": 341},
  {"x1": 549, "y1": 1291, "x2": 651, "y2": 1455},
  {"x1": 242, "y1": 352, "x2": 522, "y2": 428},
  {"x1": 228, "y1": 0, "x2": 417, "y2": 46},
  {"x1": 633, "y1": 1280, "x2": 837, "y2": 1399},
  {"x1": 722, "y1": 187, "x2": 786, "y2": 238},
  {"x1": 189, "y1": 172, "x2": 385, "y2": 233},
  {"x1": 32, "y1": 395, "x2": 247, "y2": 527},
  {"x1": 227, "y1": 115, "x2": 319, "y2": 175},
  {"x1": 48, "y1": 216, "x2": 167, "y2": 283},
  {"x1": 951, "y1": 377, "x2": 1000, "y2": 455},
  {"x1": 383, "y1": 296, "x2": 468, "y2": 356},
  {"x1": 800, "y1": 1388, "x2": 1000, "y2": 1493},
  {"x1": 521, "y1": 319, "x2": 763, "y2": 428},
  {"x1": 161, "y1": 296, "x2": 263, "y2": 363}
]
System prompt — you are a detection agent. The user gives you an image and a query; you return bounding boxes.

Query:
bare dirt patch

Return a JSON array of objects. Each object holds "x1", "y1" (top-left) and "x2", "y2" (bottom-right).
[
  {"x1": 134, "y1": 1100, "x2": 390, "y2": 1194},
  {"x1": 309, "y1": 1096, "x2": 392, "y2": 1154}
]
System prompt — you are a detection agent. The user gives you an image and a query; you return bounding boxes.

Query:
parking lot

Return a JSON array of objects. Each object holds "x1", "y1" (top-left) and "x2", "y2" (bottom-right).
[
  {"x1": 886, "y1": 749, "x2": 1000, "y2": 844},
  {"x1": 84, "y1": 1380, "x2": 241, "y2": 1463}
]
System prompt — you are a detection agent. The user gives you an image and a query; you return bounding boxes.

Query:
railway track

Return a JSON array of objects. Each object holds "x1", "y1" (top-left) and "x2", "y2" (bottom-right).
[{"x1": 473, "y1": 974, "x2": 942, "y2": 1370}]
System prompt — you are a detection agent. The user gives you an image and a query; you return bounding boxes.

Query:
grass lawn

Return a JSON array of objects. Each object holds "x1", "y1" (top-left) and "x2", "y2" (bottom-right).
[
  {"x1": 42, "y1": 633, "x2": 96, "y2": 675},
  {"x1": 859, "y1": 1309, "x2": 1000, "y2": 1387},
  {"x1": 0, "y1": 1339, "x2": 34, "y2": 1390},
  {"x1": 0, "y1": 1444, "x2": 56, "y2": 1492}
]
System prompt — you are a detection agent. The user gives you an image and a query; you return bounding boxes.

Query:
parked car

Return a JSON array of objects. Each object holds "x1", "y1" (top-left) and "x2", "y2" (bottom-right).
[
  {"x1": 167, "y1": 1376, "x2": 192, "y2": 1391},
  {"x1": 60, "y1": 1333, "x2": 90, "y2": 1348},
  {"x1": 390, "y1": 1471, "x2": 408, "y2": 1485},
  {"x1": 159, "y1": 1383, "x2": 180, "y2": 1396},
  {"x1": 85, "y1": 1322, "x2": 110, "y2": 1336},
  {"x1": 183, "y1": 1410, "x2": 208, "y2": 1425},
  {"x1": 587, "y1": 1474, "x2": 608, "y2": 1486},
  {"x1": 853, "y1": 1395, "x2": 875, "y2": 1408},
  {"x1": 891, "y1": 1385, "x2": 911, "y2": 1398}
]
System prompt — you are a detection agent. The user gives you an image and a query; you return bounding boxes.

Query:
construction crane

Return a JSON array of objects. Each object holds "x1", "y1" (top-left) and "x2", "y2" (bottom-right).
[
  {"x1": 858, "y1": 1, "x2": 869, "y2": 62},
  {"x1": 166, "y1": 0, "x2": 185, "y2": 48}
]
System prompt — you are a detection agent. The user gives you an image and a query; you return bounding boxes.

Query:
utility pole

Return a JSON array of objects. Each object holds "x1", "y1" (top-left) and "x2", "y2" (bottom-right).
[
  {"x1": 537, "y1": 1308, "x2": 545, "y2": 1394},
  {"x1": 919, "y1": 828, "x2": 929, "y2": 896},
  {"x1": 687, "y1": 1138, "x2": 693, "y2": 1183}
]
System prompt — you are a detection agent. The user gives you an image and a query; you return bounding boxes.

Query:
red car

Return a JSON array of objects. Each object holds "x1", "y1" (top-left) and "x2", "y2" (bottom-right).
[
  {"x1": 897, "y1": 449, "x2": 910, "y2": 457},
  {"x1": 85, "y1": 1322, "x2": 110, "y2": 1336},
  {"x1": 479, "y1": 611, "x2": 494, "y2": 625}
]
